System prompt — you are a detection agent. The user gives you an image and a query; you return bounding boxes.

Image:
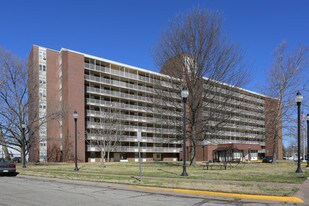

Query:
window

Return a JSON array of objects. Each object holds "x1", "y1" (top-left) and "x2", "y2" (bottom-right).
[
  {"x1": 39, "y1": 76, "x2": 46, "y2": 84},
  {"x1": 39, "y1": 88, "x2": 46, "y2": 97},
  {"x1": 40, "y1": 103, "x2": 47, "y2": 109},
  {"x1": 40, "y1": 142, "x2": 46, "y2": 146},
  {"x1": 39, "y1": 52, "x2": 43, "y2": 61},
  {"x1": 90, "y1": 152, "x2": 95, "y2": 158},
  {"x1": 233, "y1": 152, "x2": 241, "y2": 159},
  {"x1": 39, "y1": 50, "x2": 46, "y2": 61},
  {"x1": 39, "y1": 64, "x2": 46, "y2": 72},
  {"x1": 40, "y1": 129, "x2": 46, "y2": 135},
  {"x1": 251, "y1": 150, "x2": 257, "y2": 158}
]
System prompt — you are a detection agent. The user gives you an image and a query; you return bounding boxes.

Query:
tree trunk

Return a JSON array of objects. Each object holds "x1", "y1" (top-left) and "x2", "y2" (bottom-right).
[
  {"x1": 2, "y1": 145, "x2": 11, "y2": 161},
  {"x1": 272, "y1": 140, "x2": 278, "y2": 164},
  {"x1": 0, "y1": 125, "x2": 11, "y2": 161},
  {"x1": 100, "y1": 149, "x2": 105, "y2": 168},
  {"x1": 21, "y1": 143, "x2": 26, "y2": 168},
  {"x1": 190, "y1": 140, "x2": 196, "y2": 166},
  {"x1": 0, "y1": 131, "x2": 11, "y2": 161},
  {"x1": 189, "y1": 128, "x2": 197, "y2": 166},
  {"x1": 272, "y1": 126, "x2": 278, "y2": 164},
  {"x1": 107, "y1": 151, "x2": 110, "y2": 163}
]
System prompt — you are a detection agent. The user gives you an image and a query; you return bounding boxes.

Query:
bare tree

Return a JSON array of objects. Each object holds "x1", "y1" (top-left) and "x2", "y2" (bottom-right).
[
  {"x1": 86, "y1": 108, "x2": 123, "y2": 167},
  {"x1": 0, "y1": 64, "x2": 5, "y2": 86},
  {"x1": 152, "y1": 79, "x2": 183, "y2": 142},
  {"x1": 0, "y1": 48, "x2": 61, "y2": 167},
  {"x1": 154, "y1": 8, "x2": 249, "y2": 165},
  {"x1": 265, "y1": 42, "x2": 309, "y2": 163},
  {"x1": 285, "y1": 140, "x2": 298, "y2": 159}
]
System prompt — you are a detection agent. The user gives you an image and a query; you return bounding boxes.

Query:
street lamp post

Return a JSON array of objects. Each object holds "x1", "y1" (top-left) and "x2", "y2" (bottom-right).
[
  {"x1": 292, "y1": 145, "x2": 296, "y2": 165},
  {"x1": 21, "y1": 123, "x2": 26, "y2": 168},
  {"x1": 73, "y1": 110, "x2": 79, "y2": 171},
  {"x1": 306, "y1": 114, "x2": 309, "y2": 169},
  {"x1": 181, "y1": 87, "x2": 189, "y2": 176},
  {"x1": 295, "y1": 91, "x2": 303, "y2": 173},
  {"x1": 202, "y1": 146, "x2": 205, "y2": 162}
]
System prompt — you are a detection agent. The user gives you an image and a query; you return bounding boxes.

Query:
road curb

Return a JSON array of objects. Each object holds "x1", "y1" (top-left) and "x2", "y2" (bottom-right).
[{"x1": 131, "y1": 185, "x2": 304, "y2": 203}]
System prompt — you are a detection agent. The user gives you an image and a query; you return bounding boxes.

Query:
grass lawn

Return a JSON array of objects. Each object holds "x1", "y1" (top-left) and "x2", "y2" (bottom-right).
[{"x1": 17, "y1": 161, "x2": 309, "y2": 196}]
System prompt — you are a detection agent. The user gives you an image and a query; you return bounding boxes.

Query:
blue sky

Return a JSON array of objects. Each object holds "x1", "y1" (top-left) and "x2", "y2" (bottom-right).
[
  {"x1": 0, "y1": 0, "x2": 308, "y2": 92},
  {"x1": 1, "y1": 0, "x2": 308, "y2": 148}
]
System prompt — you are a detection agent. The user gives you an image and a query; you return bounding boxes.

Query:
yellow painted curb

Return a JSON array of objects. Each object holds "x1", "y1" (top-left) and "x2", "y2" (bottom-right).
[{"x1": 130, "y1": 186, "x2": 304, "y2": 203}]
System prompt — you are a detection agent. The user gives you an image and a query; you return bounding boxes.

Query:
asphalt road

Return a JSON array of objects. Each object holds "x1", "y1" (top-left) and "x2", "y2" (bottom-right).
[{"x1": 0, "y1": 176, "x2": 301, "y2": 206}]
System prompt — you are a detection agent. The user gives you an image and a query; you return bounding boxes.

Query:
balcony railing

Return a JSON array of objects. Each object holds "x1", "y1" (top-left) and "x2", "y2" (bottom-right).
[
  {"x1": 205, "y1": 131, "x2": 265, "y2": 139},
  {"x1": 87, "y1": 134, "x2": 182, "y2": 144},
  {"x1": 204, "y1": 86, "x2": 265, "y2": 104},
  {"x1": 85, "y1": 74, "x2": 180, "y2": 100},
  {"x1": 87, "y1": 146, "x2": 182, "y2": 153},
  {"x1": 86, "y1": 110, "x2": 181, "y2": 125},
  {"x1": 86, "y1": 122, "x2": 179, "y2": 134},
  {"x1": 85, "y1": 62, "x2": 265, "y2": 107},
  {"x1": 86, "y1": 87, "x2": 181, "y2": 108},
  {"x1": 86, "y1": 98, "x2": 180, "y2": 118},
  {"x1": 84, "y1": 63, "x2": 178, "y2": 89},
  {"x1": 204, "y1": 104, "x2": 265, "y2": 120},
  {"x1": 205, "y1": 94, "x2": 265, "y2": 112}
]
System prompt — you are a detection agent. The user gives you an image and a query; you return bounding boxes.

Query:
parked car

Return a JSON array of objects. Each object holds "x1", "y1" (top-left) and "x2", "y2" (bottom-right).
[
  {"x1": 0, "y1": 158, "x2": 17, "y2": 176},
  {"x1": 262, "y1": 156, "x2": 273, "y2": 163},
  {"x1": 12, "y1": 157, "x2": 21, "y2": 163}
]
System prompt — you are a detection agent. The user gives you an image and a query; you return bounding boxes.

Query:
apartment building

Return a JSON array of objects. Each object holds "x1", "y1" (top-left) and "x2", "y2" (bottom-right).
[
  {"x1": 194, "y1": 82, "x2": 281, "y2": 162},
  {"x1": 28, "y1": 45, "x2": 282, "y2": 163}
]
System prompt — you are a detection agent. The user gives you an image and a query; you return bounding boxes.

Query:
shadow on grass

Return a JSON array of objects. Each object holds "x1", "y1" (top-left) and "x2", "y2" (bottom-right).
[
  {"x1": 151, "y1": 161, "x2": 181, "y2": 167},
  {"x1": 78, "y1": 165, "x2": 87, "y2": 170},
  {"x1": 131, "y1": 176, "x2": 142, "y2": 182},
  {"x1": 157, "y1": 168, "x2": 179, "y2": 176},
  {"x1": 296, "y1": 175, "x2": 307, "y2": 179}
]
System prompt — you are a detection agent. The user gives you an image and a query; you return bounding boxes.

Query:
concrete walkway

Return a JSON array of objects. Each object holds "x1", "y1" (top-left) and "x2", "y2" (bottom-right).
[{"x1": 295, "y1": 179, "x2": 309, "y2": 204}]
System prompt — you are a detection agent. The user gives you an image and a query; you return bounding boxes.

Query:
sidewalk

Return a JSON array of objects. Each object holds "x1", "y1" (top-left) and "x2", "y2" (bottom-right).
[{"x1": 296, "y1": 179, "x2": 309, "y2": 204}]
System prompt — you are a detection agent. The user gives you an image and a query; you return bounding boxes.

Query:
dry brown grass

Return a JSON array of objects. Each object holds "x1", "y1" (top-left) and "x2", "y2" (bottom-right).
[{"x1": 17, "y1": 161, "x2": 308, "y2": 196}]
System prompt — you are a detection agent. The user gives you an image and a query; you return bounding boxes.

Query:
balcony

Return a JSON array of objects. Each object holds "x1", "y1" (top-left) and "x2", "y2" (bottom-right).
[
  {"x1": 85, "y1": 74, "x2": 180, "y2": 100},
  {"x1": 86, "y1": 122, "x2": 179, "y2": 135},
  {"x1": 86, "y1": 98, "x2": 180, "y2": 117},
  {"x1": 204, "y1": 86, "x2": 265, "y2": 105},
  {"x1": 84, "y1": 63, "x2": 178, "y2": 89},
  {"x1": 87, "y1": 134, "x2": 182, "y2": 144},
  {"x1": 85, "y1": 75, "x2": 153, "y2": 95},
  {"x1": 86, "y1": 87, "x2": 181, "y2": 108},
  {"x1": 205, "y1": 94, "x2": 265, "y2": 114},
  {"x1": 87, "y1": 146, "x2": 182, "y2": 153},
  {"x1": 86, "y1": 110, "x2": 181, "y2": 125}
]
